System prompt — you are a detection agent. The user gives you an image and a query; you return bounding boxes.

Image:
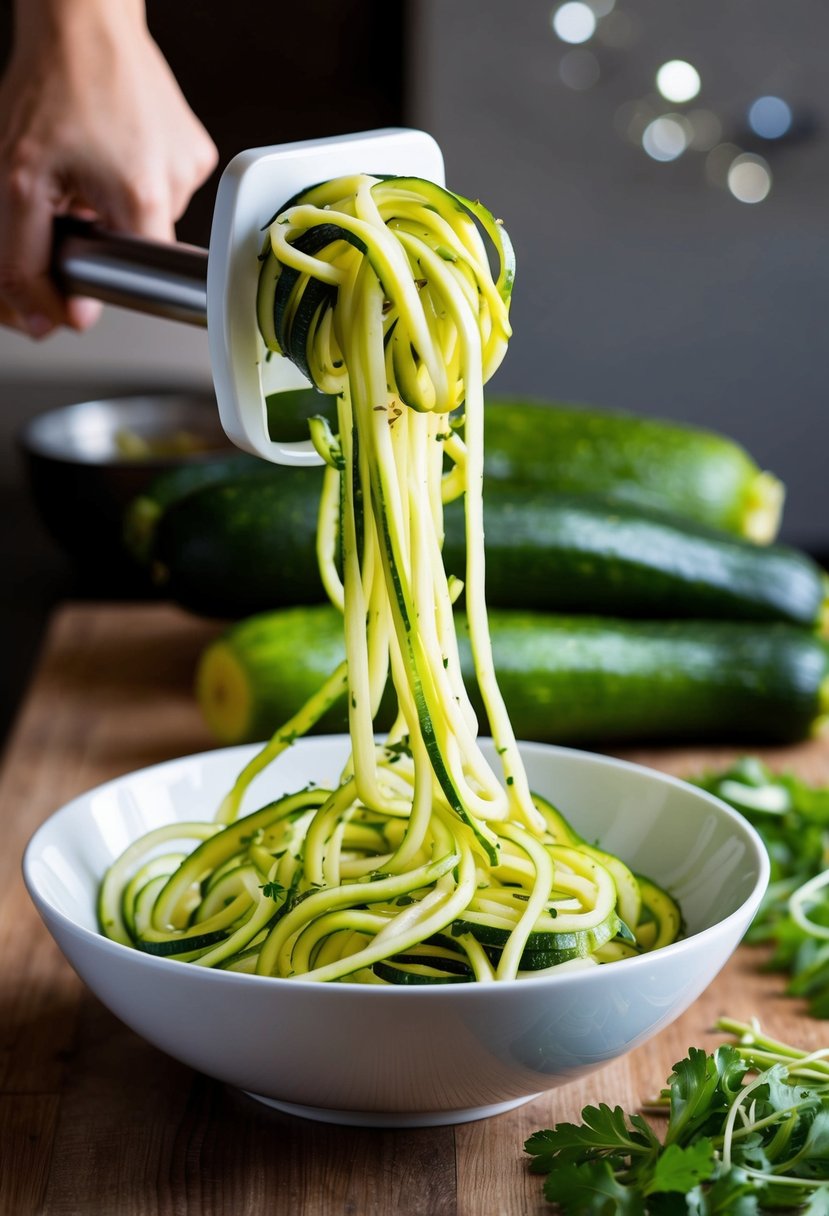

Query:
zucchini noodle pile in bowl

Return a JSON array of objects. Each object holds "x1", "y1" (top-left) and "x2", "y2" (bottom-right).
[{"x1": 98, "y1": 175, "x2": 683, "y2": 982}]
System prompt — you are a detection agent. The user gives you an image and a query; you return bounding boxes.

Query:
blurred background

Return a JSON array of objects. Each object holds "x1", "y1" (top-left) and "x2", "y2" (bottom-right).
[{"x1": 2, "y1": 0, "x2": 827, "y2": 737}]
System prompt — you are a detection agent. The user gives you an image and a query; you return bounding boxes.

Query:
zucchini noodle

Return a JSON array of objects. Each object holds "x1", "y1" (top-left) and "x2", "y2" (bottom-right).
[{"x1": 99, "y1": 175, "x2": 682, "y2": 983}]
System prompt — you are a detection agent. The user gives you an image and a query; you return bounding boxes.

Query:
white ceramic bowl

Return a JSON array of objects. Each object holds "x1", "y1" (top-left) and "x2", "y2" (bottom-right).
[{"x1": 23, "y1": 739, "x2": 768, "y2": 1127}]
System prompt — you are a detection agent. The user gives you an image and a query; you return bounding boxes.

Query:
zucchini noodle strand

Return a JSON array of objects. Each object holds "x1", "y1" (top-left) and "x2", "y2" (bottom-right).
[{"x1": 98, "y1": 174, "x2": 682, "y2": 983}]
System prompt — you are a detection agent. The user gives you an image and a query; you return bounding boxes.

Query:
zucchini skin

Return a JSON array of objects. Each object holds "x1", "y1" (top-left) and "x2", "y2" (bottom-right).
[
  {"x1": 122, "y1": 452, "x2": 265, "y2": 565},
  {"x1": 132, "y1": 396, "x2": 783, "y2": 575},
  {"x1": 152, "y1": 469, "x2": 323, "y2": 616},
  {"x1": 481, "y1": 399, "x2": 782, "y2": 541},
  {"x1": 123, "y1": 387, "x2": 334, "y2": 566},
  {"x1": 477, "y1": 614, "x2": 829, "y2": 745},
  {"x1": 151, "y1": 472, "x2": 825, "y2": 628},
  {"x1": 446, "y1": 489, "x2": 826, "y2": 626},
  {"x1": 196, "y1": 607, "x2": 829, "y2": 747}
]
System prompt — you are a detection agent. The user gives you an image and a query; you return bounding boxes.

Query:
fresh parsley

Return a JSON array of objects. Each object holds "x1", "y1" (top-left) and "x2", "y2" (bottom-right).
[
  {"x1": 695, "y1": 758, "x2": 829, "y2": 1017},
  {"x1": 526, "y1": 1018, "x2": 829, "y2": 1213},
  {"x1": 260, "y1": 881, "x2": 285, "y2": 901},
  {"x1": 384, "y1": 736, "x2": 412, "y2": 764}
]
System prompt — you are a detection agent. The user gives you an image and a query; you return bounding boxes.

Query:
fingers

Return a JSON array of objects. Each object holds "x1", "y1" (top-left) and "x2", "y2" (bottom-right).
[
  {"x1": 66, "y1": 297, "x2": 103, "y2": 330},
  {"x1": 165, "y1": 127, "x2": 218, "y2": 225},
  {"x1": 77, "y1": 142, "x2": 215, "y2": 243},
  {"x1": 124, "y1": 126, "x2": 219, "y2": 236},
  {"x1": 100, "y1": 177, "x2": 178, "y2": 243},
  {"x1": 0, "y1": 149, "x2": 70, "y2": 334},
  {"x1": 0, "y1": 26, "x2": 219, "y2": 338}
]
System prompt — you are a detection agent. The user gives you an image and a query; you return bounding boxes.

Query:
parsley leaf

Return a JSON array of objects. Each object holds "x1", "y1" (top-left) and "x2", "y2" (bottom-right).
[
  {"x1": 526, "y1": 1104, "x2": 659, "y2": 1169},
  {"x1": 525, "y1": 1020, "x2": 829, "y2": 1214},
  {"x1": 544, "y1": 1160, "x2": 646, "y2": 1215},
  {"x1": 260, "y1": 881, "x2": 285, "y2": 900},
  {"x1": 665, "y1": 1046, "x2": 746, "y2": 1145},
  {"x1": 685, "y1": 1165, "x2": 759, "y2": 1215},
  {"x1": 645, "y1": 1141, "x2": 715, "y2": 1195}
]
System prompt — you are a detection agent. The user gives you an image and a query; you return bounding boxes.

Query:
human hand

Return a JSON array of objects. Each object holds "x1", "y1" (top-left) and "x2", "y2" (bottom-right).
[{"x1": 0, "y1": 0, "x2": 218, "y2": 337}]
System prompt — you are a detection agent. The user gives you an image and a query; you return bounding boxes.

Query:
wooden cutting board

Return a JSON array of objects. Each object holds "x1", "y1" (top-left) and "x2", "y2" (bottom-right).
[{"x1": 2, "y1": 603, "x2": 828, "y2": 1216}]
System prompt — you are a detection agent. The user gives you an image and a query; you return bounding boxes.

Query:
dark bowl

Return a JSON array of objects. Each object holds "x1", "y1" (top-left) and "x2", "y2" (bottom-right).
[{"x1": 18, "y1": 392, "x2": 236, "y2": 590}]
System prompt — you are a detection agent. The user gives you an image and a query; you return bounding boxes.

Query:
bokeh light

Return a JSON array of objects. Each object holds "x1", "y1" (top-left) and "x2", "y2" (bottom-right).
[
  {"x1": 727, "y1": 154, "x2": 772, "y2": 203},
  {"x1": 748, "y1": 96, "x2": 793, "y2": 140},
  {"x1": 551, "y1": 2, "x2": 597, "y2": 44},
  {"x1": 642, "y1": 114, "x2": 690, "y2": 162},
  {"x1": 655, "y1": 60, "x2": 701, "y2": 104}
]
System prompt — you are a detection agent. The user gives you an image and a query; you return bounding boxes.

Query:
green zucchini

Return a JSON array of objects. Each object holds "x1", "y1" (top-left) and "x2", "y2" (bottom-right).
[
  {"x1": 451, "y1": 915, "x2": 620, "y2": 964},
  {"x1": 373, "y1": 960, "x2": 472, "y2": 985},
  {"x1": 122, "y1": 451, "x2": 265, "y2": 565},
  {"x1": 151, "y1": 468, "x2": 324, "y2": 615},
  {"x1": 264, "y1": 387, "x2": 336, "y2": 443},
  {"x1": 129, "y1": 396, "x2": 784, "y2": 570},
  {"x1": 444, "y1": 489, "x2": 826, "y2": 626},
  {"x1": 634, "y1": 876, "x2": 683, "y2": 952},
  {"x1": 150, "y1": 470, "x2": 826, "y2": 627},
  {"x1": 481, "y1": 398, "x2": 783, "y2": 542},
  {"x1": 196, "y1": 606, "x2": 829, "y2": 747},
  {"x1": 123, "y1": 388, "x2": 333, "y2": 565}
]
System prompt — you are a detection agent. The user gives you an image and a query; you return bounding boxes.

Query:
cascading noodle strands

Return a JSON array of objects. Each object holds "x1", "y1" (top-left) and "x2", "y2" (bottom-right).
[
  {"x1": 259, "y1": 174, "x2": 538, "y2": 847},
  {"x1": 98, "y1": 174, "x2": 682, "y2": 985}
]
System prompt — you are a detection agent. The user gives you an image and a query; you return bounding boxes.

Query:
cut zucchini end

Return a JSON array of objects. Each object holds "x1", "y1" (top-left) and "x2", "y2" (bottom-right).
[
  {"x1": 196, "y1": 642, "x2": 254, "y2": 745},
  {"x1": 742, "y1": 470, "x2": 785, "y2": 544}
]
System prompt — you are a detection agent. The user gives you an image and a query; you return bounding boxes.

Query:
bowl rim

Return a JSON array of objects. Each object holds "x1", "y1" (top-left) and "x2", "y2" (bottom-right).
[
  {"x1": 17, "y1": 391, "x2": 228, "y2": 468},
  {"x1": 22, "y1": 738, "x2": 770, "y2": 998}
]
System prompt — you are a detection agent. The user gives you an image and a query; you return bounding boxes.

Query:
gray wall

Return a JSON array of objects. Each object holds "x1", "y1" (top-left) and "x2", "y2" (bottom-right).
[{"x1": 410, "y1": 0, "x2": 829, "y2": 550}]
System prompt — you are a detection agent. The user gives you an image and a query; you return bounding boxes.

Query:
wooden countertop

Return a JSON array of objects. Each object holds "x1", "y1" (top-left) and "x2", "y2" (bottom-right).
[{"x1": 3, "y1": 603, "x2": 829, "y2": 1216}]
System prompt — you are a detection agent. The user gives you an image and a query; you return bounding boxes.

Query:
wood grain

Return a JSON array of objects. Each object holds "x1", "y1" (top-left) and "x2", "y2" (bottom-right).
[{"x1": 2, "y1": 603, "x2": 827, "y2": 1215}]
